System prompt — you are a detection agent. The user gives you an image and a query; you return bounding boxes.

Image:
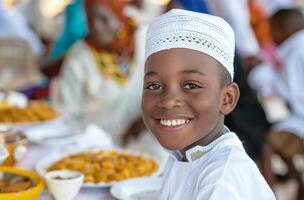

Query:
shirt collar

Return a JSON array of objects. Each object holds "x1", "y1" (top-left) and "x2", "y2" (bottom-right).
[{"x1": 167, "y1": 126, "x2": 238, "y2": 162}]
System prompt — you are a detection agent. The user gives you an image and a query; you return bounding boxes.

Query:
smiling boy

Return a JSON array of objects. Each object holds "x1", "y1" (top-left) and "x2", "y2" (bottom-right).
[{"x1": 142, "y1": 9, "x2": 275, "y2": 199}]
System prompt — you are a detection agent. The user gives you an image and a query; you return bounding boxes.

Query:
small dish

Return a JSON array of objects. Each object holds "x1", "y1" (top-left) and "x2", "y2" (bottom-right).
[
  {"x1": 110, "y1": 177, "x2": 162, "y2": 200},
  {"x1": 45, "y1": 170, "x2": 84, "y2": 200},
  {"x1": 0, "y1": 166, "x2": 44, "y2": 200}
]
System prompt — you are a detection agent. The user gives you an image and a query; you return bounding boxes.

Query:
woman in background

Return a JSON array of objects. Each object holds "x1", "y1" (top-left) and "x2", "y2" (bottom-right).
[{"x1": 53, "y1": 0, "x2": 144, "y2": 142}]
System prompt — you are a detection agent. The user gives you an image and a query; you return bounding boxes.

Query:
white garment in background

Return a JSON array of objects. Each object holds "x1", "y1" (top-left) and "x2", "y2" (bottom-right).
[
  {"x1": 206, "y1": 0, "x2": 260, "y2": 57},
  {"x1": 53, "y1": 40, "x2": 143, "y2": 141},
  {"x1": 248, "y1": 30, "x2": 304, "y2": 139},
  {"x1": 0, "y1": 2, "x2": 44, "y2": 55},
  {"x1": 159, "y1": 132, "x2": 275, "y2": 200}
]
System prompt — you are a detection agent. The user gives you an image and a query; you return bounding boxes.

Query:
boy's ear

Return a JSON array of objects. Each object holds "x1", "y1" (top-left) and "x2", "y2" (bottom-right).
[{"x1": 220, "y1": 83, "x2": 240, "y2": 115}]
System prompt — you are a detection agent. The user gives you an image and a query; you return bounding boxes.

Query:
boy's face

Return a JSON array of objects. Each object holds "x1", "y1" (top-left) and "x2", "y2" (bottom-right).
[{"x1": 142, "y1": 48, "x2": 237, "y2": 150}]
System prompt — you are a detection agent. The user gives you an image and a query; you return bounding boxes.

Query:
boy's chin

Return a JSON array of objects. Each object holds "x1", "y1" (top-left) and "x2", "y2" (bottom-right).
[{"x1": 158, "y1": 139, "x2": 186, "y2": 151}]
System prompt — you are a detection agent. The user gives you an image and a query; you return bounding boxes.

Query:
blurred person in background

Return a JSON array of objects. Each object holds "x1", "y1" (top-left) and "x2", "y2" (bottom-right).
[
  {"x1": 54, "y1": 0, "x2": 137, "y2": 137},
  {"x1": 41, "y1": 0, "x2": 148, "y2": 78},
  {"x1": 248, "y1": 8, "x2": 304, "y2": 198}
]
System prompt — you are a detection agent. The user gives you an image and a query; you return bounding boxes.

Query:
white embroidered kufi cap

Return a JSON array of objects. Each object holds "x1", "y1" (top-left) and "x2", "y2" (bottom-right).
[{"x1": 145, "y1": 9, "x2": 235, "y2": 79}]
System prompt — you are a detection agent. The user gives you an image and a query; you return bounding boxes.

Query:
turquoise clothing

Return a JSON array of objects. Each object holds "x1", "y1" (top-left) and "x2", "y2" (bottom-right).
[{"x1": 48, "y1": 0, "x2": 88, "y2": 61}]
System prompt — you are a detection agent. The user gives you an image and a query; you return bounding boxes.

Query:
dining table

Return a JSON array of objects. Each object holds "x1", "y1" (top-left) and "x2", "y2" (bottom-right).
[{"x1": 16, "y1": 124, "x2": 118, "y2": 200}]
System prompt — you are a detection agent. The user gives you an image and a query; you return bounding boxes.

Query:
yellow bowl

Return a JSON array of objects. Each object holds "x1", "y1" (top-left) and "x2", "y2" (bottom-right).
[{"x1": 0, "y1": 166, "x2": 44, "y2": 200}]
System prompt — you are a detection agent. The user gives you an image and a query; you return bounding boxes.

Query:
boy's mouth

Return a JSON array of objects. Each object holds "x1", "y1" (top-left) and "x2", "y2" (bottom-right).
[
  {"x1": 159, "y1": 118, "x2": 190, "y2": 127},
  {"x1": 154, "y1": 117, "x2": 193, "y2": 131}
]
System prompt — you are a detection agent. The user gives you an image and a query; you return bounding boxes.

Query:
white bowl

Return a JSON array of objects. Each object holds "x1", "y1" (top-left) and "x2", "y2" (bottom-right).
[{"x1": 45, "y1": 170, "x2": 84, "y2": 200}]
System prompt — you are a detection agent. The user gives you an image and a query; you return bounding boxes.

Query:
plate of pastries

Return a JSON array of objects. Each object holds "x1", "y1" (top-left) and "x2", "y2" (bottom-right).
[
  {"x1": 0, "y1": 90, "x2": 61, "y2": 127},
  {"x1": 36, "y1": 148, "x2": 159, "y2": 187}
]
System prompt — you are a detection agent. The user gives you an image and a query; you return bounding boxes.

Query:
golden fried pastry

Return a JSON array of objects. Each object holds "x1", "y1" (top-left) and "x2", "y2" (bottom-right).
[
  {"x1": 0, "y1": 101, "x2": 58, "y2": 123},
  {"x1": 48, "y1": 150, "x2": 158, "y2": 183}
]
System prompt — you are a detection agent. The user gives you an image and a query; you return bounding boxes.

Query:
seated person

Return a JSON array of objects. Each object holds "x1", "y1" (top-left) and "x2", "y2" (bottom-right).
[
  {"x1": 248, "y1": 8, "x2": 304, "y2": 198},
  {"x1": 53, "y1": 0, "x2": 144, "y2": 142}
]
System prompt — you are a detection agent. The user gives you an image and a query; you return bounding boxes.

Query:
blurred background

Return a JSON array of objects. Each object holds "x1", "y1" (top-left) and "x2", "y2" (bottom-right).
[{"x1": 0, "y1": 0, "x2": 304, "y2": 199}]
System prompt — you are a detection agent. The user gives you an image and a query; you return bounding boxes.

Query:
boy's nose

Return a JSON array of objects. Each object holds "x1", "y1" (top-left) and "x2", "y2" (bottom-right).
[{"x1": 157, "y1": 92, "x2": 183, "y2": 110}]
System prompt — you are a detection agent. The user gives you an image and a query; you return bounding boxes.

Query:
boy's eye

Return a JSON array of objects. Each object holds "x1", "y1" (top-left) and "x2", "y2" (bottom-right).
[
  {"x1": 145, "y1": 83, "x2": 162, "y2": 90},
  {"x1": 183, "y1": 82, "x2": 202, "y2": 90}
]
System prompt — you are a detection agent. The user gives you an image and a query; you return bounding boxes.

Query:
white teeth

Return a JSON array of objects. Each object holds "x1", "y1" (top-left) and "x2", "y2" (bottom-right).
[
  {"x1": 172, "y1": 120, "x2": 177, "y2": 126},
  {"x1": 160, "y1": 119, "x2": 189, "y2": 127},
  {"x1": 178, "y1": 119, "x2": 185, "y2": 125},
  {"x1": 167, "y1": 120, "x2": 172, "y2": 126}
]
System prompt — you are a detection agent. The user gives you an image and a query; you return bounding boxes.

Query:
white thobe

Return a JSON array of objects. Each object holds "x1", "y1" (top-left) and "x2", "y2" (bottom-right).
[
  {"x1": 52, "y1": 40, "x2": 143, "y2": 141},
  {"x1": 159, "y1": 132, "x2": 276, "y2": 200}
]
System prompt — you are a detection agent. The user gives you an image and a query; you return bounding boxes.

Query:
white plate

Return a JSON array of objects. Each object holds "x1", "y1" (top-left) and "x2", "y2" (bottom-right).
[
  {"x1": 35, "y1": 147, "x2": 161, "y2": 188},
  {"x1": 23, "y1": 114, "x2": 83, "y2": 145},
  {"x1": 0, "y1": 108, "x2": 67, "y2": 130},
  {"x1": 110, "y1": 177, "x2": 162, "y2": 200},
  {"x1": 1, "y1": 110, "x2": 81, "y2": 145}
]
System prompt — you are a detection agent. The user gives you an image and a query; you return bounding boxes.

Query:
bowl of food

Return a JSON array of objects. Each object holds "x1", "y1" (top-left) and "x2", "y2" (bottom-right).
[
  {"x1": 36, "y1": 148, "x2": 160, "y2": 187},
  {"x1": 0, "y1": 166, "x2": 44, "y2": 200},
  {"x1": 45, "y1": 170, "x2": 84, "y2": 200}
]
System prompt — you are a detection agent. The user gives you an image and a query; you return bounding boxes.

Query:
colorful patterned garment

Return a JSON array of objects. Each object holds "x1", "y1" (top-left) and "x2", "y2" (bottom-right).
[
  {"x1": 48, "y1": 0, "x2": 88, "y2": 62},
  {"x1": 90, "y1": 48, "x2": 132, "y2": 84},
  {"x1": 249, "y1": 1, "x2": 273, "y2": 46},
  {"x1": 84, "y1": 0, "x2": 135, "y2": 84}
]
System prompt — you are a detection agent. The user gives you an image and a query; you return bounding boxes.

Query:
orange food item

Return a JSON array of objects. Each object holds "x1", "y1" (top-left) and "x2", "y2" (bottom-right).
[
  {"x1": 0, "y1": 101, "x2": 58, "y2": 123},
  {"x1": 48, "y1": 150, "x2": 158, "y2": 183}
]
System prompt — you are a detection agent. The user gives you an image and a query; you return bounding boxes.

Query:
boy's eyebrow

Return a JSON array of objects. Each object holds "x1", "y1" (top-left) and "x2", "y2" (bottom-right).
[
  {"x1": 180, "y1": 69, "x2": 206, "y2": 76},
  {"x1": 144, "y1": 71, "x2": 157, "y2": 77}
]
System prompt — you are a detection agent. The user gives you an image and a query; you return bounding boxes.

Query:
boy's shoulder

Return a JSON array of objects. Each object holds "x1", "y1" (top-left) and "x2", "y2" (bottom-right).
[
  {"x1": 204, "y1": 139, "x2": 253, "y2": 172},
  {"x1": 195, "y1": 142, "x2": 274, "y2": 199},
  {"x1": 197, "y1": 136, "x2": 263, "y2": 187}
]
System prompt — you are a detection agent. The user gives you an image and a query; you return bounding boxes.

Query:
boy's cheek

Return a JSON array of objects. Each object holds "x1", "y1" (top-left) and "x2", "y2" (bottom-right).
[{"x1": 141, "y1": 96, "x2": 157, "y2": 111}]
